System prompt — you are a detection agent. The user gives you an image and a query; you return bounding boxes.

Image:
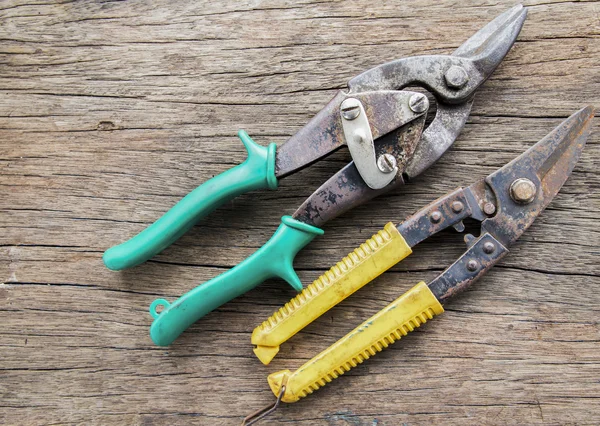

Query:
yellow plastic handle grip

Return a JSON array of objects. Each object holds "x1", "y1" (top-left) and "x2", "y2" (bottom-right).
[
  {"x1": 267, "y1": 281, "x2": 443, "y2": 403},
  {"x1": 252, "y1": 222, "x2": 412, "y2": 365}
]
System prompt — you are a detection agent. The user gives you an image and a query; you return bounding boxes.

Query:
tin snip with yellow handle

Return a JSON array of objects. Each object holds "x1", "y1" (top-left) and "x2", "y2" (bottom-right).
[
  {"x1": 243, "y1": 107, "x2": 595, "y2": 424},
  {"x1": 107, "y1": 5, "x2": 527, "y2": 347}
]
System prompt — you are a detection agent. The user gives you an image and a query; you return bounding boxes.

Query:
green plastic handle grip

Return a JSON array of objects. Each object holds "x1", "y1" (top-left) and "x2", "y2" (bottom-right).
[
  {"x1": 148, "y1": 216, "x2": 324, "y2": 346},
  {"x1": 103, "y1": 130, "x2": 278, "y2": 271}
]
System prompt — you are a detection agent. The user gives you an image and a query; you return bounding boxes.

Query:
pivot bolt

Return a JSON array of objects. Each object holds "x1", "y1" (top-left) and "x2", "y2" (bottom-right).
[
  {"x1": 377, "y1": 154, "x2": 397, "y2": 173},
  {"x1": 445, "y1": 65, "x2": 469, "y2": 89},
  {"x1": 510, "y1": 178, "x2": 537, "y2": 204},
  {"x1": 451, "y1": 201, "x2": 464, "y2": 213},
  {"x1": 466, "y1": 259, "x2": 479, "y2": 272},
  {"x1": 340, "y1": 98, "x2": 361, "y2": 120},
  {"x1": 430, "y1": 211, "x2": 442, "y2": 223},
  {"x1": 409, "y1": 93, "x2": 429, "y2": 114}
]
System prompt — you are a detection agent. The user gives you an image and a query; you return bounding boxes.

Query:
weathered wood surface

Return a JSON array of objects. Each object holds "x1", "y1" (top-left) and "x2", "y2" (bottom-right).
[{"x1": 1, "y1": 0, "x2": 599, "y2": 425}]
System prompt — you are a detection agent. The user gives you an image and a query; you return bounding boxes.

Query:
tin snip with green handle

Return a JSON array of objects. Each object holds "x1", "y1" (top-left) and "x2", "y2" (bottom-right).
[
  {"x1": 102, "y1": 5, "x2": 528, "y2": 346},
  {"x1": 243, "y1": 108, "x2": 595, "y2": 424}
]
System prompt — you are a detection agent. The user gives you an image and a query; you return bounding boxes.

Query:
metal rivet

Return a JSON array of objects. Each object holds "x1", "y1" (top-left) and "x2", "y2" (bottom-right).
[
  {"x1": 444, "y1": 65, "x2": 469, "y2": 89},
  {"x1": 340, "y1": 98, "x2": 361, "y2": 120},
  {"x1": 483, "y1": 202, "x2": 496, "y2": 215},
  {"x1": 377, "y1": 154, "x2": 396, "y2": 174},
  {"x1": 430, "y1": 211, "x2": 442, "y2": 223},
  {"x1": 451, "y1": 201, "x2": 464, "y2": 213},
  {"x1": 466, "y1": 259, "x2": 479, "y2": 272},
  {"x1": 510, "y1": 178, "x2": 537, "y2": 204},
  {"x1": 409, "y1": 93, "x2": 429, "y2": 114},
  {"x1": 483, "y1": 242, "x2": 495, "y2": 254}
]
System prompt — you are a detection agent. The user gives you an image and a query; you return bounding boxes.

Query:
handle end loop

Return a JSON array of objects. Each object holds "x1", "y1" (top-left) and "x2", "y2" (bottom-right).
[{"x1": 149, "y1": 299, "x2": 171, "y2": 319}]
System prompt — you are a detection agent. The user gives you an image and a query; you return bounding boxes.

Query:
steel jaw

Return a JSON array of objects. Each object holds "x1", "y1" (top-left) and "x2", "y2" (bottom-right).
[{"x1": 289, "y1": 5, "x2": 528, "y2": 227}]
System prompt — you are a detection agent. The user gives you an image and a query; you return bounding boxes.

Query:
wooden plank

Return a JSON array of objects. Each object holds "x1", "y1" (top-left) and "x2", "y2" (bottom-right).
[{"x1": 1, "y1": 0, "x2": 599, "y2": 424}]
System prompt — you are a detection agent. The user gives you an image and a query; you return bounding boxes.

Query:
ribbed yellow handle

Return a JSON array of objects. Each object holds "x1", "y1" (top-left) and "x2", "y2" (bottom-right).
[
  {"x1": 251, "y1": 223, "x2": 412, "y2": 364},
  {"x1": 267, "y1": 282, "x2": 443, "y2": 403}
]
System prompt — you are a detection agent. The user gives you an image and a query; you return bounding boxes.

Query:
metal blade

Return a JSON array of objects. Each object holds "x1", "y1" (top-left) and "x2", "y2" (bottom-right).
[
  {"x1": 481, "y1": 106, "x2": 595, "y2": 246},
  {"x1": 405, "y1": 5, "x2": 527, "y2": 178},
  {"x1": 405, "y1": 100, "x2": 473, "y2": 178},
  {"x1": 454, "y1": 4, "x2": 528, "y2": 77},
  {"x1": 349, "y1": 5, "x2": 526, "y2": 103}
]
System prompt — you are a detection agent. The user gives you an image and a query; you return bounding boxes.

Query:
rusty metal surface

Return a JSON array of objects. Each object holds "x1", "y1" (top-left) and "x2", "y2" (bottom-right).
[
  {"x1": 275, "y1": 90, "x2": 426, "y2": 178},
  {"x1": 480, "y1": 106, "x2": 594, "y2": 247},
  {"x1": 396, "y1": 107, "x2": 594, "y2": 305},
  {"x1": 292, "y1": 116, "x2": 425, "y2": 227},
  {"x1": 428, "y1": 233, "x2": 509, "y2": 303},
  {"x1": 405, "y1": 100, "x2": 473, "y2": 178},
  {"x1": 339, "y1": 92, "x2": 425, "y2": 189},
  {"x1": 348, "y1": 6, "x2": 527, "y2": 99},
  {"x1": 396, "y1": 188, "x2": 473, "y2": 248},
  {"x1": 280, "y1": 5, "x2": 526, "y2": 227}
]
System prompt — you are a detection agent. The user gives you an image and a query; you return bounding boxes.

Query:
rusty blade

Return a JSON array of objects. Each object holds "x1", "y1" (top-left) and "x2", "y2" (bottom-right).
[
  {"x1": 349, "y1": 5, "x2": 526, "y2": 103},
  {"x1": 405, "y1": 5, "x2": 527, "y2": 178},
  {"x1": 454, "y1": 4, "x2": 527, "y2": 77},
  {"x1": 275, "y1": 91, "x2": 424, "y2": 178},
  {"x1": 293, "y1": 116, "x2": 426, "y2": 227},
  {"x1": 480, "y1": 106, "x2": 595, "y2": 247}
]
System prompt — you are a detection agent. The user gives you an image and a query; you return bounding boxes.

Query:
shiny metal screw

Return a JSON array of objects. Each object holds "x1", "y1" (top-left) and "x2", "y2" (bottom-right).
[
  {"x1": 444, "y1": 65, "x2": 469, "y2": 89},
  {"x1": 377, "y1": 154, "x2": 397, "y2": 174},
  {"x1": 451, "y1": 201, "x2": 464, "y2": 213},
  {"x1": 340, "y1": 98, "x2": 361, "y2": 120},
  {"x1": 409, "y1": 93, "x2": 429, "y2": 113},
  {"x1": 467, "y1": 259, "x2": 479, "y2": 272},
  {"x1": 483, "y1": 242, "x2": 495, "y2": 254},
  {"x1": 483, "y1": 202, "x2": 496, "y2": 215},
  {"x1": 510, "y1": 178, "x2": 537, "y2": 204},
  {"x1": 430, "y1": 211, "x2": 442, "y2": 223}
]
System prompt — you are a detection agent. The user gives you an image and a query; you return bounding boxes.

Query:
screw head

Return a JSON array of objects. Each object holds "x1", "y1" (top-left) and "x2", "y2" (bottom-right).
[
  {"x1": 466, "y1": 259, "x2": 479, "y2": 272},
  {"x1": 483, "y1": 242, "x2": 495, "y2": 254},
  {"x1": 340, "y1": 98, "x2": 361, "y2": 120},
  {"x1": 430, "y1": 211, "x2": 442, "y2": 223},
  {"x1": 409, "y1": 93, "x2": 429, "y2": 114},
  {"x1": 377, "y1": 153, "x2": 397, "y2": 174},
  {"x1": 451, "y1": 201, "x2": 464, "y2": 213},
  {"x1": 483, "y1": 202, "x2": 496, "y2": 215},
  {"x1": 510, "y1": 178, "x2": 537, "y2": 204},
  {"x1": 444, "y1": 65, "x2": 469, "y2": 89}
]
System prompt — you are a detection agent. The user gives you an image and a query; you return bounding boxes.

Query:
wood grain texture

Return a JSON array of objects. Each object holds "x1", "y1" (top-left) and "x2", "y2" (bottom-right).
[{"x1": 1, "y1": 0, "x2": 599, "y2": 425}]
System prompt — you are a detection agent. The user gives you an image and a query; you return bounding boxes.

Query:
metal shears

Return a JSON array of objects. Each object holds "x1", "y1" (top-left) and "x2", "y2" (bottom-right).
[
  {"x1": 102, "y1": 6, "x2": 528, "y2": 346},
  {"x1": 244, "y1": 107, "x2": 595, "y2": 424}
]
